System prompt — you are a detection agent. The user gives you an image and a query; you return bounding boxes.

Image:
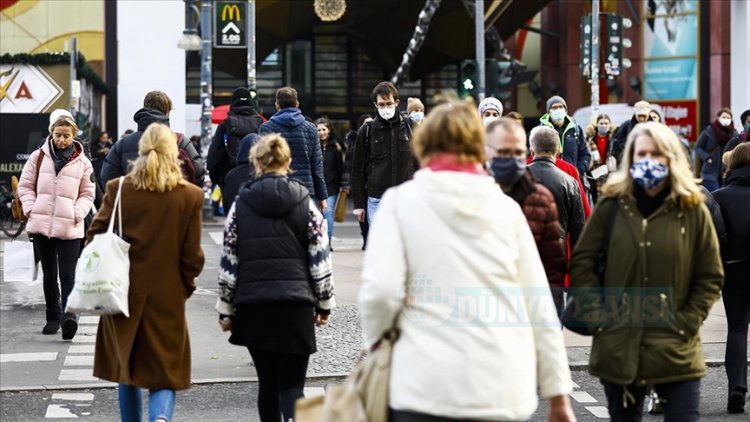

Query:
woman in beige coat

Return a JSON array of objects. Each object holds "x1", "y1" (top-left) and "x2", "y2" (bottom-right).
[{"x1": 87, "y1": 123, "x2": 205, "y2": 422}]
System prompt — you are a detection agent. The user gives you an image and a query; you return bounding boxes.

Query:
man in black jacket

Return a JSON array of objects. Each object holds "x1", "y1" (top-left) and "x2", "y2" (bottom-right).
[
  {"x1": 207, "y1": 87, "x2": 263, "y2": 188},
  {"x1": 222, "y1": 133, "x2": 260, "y2": 214},
  {"x1": 100, "y1": 91, "x2": 205, "y2": 187},
  {"x1": 528, "y1": 126, "x2": 585, "y2": 253},
  {"x1": 351, "y1": 81, "x2": 416, "y2": 225},
  {"x1": 609, "y1": 100, "x2": 652, "y2": 166}
]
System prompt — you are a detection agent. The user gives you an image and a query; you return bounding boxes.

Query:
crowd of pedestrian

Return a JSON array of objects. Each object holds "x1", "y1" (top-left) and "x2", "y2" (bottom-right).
[{"x1": 13, "y1": 77, "x2": 749, "y2": 421}]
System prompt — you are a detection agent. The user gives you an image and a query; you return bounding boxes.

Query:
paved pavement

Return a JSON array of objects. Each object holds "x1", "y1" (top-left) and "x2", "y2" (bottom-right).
[{"x1": 1, "y1": 211, "x2": 747, "y2": 419}]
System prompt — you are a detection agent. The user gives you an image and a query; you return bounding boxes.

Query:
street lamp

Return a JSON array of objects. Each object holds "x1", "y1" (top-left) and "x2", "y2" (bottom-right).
[{"x1": 177, "y1": 0, "x2": 201, "y2": 51}]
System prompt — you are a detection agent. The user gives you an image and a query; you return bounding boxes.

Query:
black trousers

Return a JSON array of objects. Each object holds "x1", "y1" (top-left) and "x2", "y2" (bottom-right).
[
  {"x1": 601, "y1": 378, "x2": 700, "y2": 422},
  {"x1": 723, "y1": 262, "x2": 750, "y2": 394},
  {"x1": 33, "y1": 236, "x2": 80, "y2": 317},
  {"x1": 248, "y1": 349, "x2": 309, "y2": 422}
]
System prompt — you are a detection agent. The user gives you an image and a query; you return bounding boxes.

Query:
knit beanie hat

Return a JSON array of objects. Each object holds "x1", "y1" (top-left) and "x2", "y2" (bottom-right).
[
  {"x1": 231, "y1": 87, "x2": 252, "y2": 107},
  {"x1": 48, "y1": 109, "x2": 74, "y2": 133},
  {"x1": 546, "y1": 95, "x2": 567, "y2": 112},
  {"x1": 740, "y1": 109, "x2": 750, "y2": 125},
  {"x1": 478, "y1": 97, "x2": 503, "y2": 116},
  {"x1": 407, "y1": 97, "x2": 424, "y2": 114},
  {"x1": 634, "y1": 100, "x2": 651, "y2": 116}
]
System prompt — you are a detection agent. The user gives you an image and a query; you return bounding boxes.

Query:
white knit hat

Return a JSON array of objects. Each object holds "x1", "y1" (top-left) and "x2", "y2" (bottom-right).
[
  {"x1": 478, "y1": 97, "x2": 503, "y2": 117},
  {"x1": 48, "y1": 109, "x2": 74, "y2": 133}
]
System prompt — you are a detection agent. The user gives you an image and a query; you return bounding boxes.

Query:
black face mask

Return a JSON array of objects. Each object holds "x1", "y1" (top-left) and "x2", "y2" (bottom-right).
[{"x1": 490, "y1": 157, "x2": 526, "y2": 186}]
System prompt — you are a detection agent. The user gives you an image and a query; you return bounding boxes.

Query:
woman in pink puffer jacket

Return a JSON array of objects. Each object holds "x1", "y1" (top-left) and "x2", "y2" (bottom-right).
[{"x1": 17, "y1": 116, "x2": 95, "y2": 340}]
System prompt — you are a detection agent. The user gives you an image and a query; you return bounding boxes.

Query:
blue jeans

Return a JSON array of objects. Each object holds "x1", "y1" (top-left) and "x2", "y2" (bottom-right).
[
  {"x1": 601, "y1": 378, "x2": 700, "y2": 421},
  {"x1": 367, "y1": 196, "x2": 381, "y2": 226},
  {"x1": 324, "y1": 193, "x2": 338, "y2": 240},
  {"x1": 119, "y1": 384, "x2": 176, "y2": 422}
]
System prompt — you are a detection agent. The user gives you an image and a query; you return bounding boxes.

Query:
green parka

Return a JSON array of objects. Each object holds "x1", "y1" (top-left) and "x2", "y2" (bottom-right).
[{"x1": 569, "y1": 195, "x2": 723, "y2": 387}]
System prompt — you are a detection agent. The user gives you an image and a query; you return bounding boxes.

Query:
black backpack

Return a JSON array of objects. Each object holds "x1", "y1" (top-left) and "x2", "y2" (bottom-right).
[{"x1": 224, "y1": 114, "x2": 263, "y2": 167}]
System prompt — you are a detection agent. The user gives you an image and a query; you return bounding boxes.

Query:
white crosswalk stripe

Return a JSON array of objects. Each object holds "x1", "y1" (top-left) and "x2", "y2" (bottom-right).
[
  {"x1": 46, "y1": 393, "x2": 94, "y2": 418},
  {"x1": 0, "y1": 352, "x2": 57, "y2": 363}
]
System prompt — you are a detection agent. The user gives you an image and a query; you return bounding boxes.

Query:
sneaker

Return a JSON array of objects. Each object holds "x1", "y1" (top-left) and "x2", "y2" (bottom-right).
[
  {"x1": 42, "y1": 320, "x2": 60, "y2": 335},
  {"x1": 61, "y1": 316, "x2": 78, "y2": 340},
  {"x1": 728, "y1": 389, "x2": 746, "y2": 413}
]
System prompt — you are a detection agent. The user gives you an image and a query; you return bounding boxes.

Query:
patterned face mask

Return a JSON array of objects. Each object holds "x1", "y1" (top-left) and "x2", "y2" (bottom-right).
[{"x1": 630, "y1": 158, "x2": 670, "y2": 190}]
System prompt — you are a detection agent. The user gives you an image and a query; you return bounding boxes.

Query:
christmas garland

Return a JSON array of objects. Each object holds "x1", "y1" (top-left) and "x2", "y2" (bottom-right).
[{"x1": 0, "y1": 52, "x2": 109, "y2": 94}]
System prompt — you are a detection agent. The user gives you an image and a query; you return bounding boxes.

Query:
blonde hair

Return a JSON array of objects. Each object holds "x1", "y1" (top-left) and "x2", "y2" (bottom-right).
[
  {"x1": 251, "y1": 134, "x2": 292, "y2": 177},
  {"x1": 128, "y1": 123, "x2": 184, "y2": 192},
  {"x1": 602, "y1": 122, "x2": 703, "y2": 207},
  {"x1": 50, "y1": 116, "x2": 79, "y2": 135},
  {"x1": 412, "y1": 99, "x2": 485, "y2": 164}
]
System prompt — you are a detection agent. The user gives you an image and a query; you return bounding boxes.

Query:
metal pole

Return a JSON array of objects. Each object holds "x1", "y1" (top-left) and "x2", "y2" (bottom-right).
[
  {"x1": 200, "y1": 0, "x2": 213, "y2": 149},
  {"x1": 247, "y1": 0, "x2": 256, "y2": 90},
  {"x1": 475, "y1": 0, "x2": 485, "y2": 101},
  {"x1": 69, "y1": 36, "x2": 78, "y2": 113},
  {"x1": 590, "y1": 0, "x2": 600, "y2": 113}
]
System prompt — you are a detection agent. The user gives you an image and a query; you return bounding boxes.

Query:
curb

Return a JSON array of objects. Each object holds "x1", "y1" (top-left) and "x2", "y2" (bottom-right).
[
  {"x1": 0, "y1": 373, "x2": 351, "y2": 393},
  {"x1": 568, "y1": 358, "x2": 741, "y2": 371}
]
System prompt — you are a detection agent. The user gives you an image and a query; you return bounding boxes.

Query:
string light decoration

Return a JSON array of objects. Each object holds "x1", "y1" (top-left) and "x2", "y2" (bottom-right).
[
  {"x1": 314, "y1": 0, "x2": 347, "y2": 22},
  {"x1": 391, "y1": 0, "x2": 443, "y2": 85}
]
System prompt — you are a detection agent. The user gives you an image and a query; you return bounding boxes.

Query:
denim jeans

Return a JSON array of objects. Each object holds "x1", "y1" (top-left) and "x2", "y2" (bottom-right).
[
  {"x1": 119, "y1": 384, "x2": 176, "y2": 422},
  {"x1": 601, "y1": 378, "x2": 700, "y2": 422},
  {"x1": 367, "y1": 196, "x2": 381, "y2": 226},
  {"x1": 324, "y1": 193, "x2": 338, "y2": 240}
]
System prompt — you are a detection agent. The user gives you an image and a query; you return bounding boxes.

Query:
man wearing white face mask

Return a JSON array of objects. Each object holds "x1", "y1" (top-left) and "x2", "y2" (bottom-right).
[
  {"x1": 351, "y1": 81, "x2": 416, "y2": 225},
  {"x1": 539, "y1": 96, "x2": 591, "y2": 186},
  {"x1": 695, "y1": 107, "x2": 741, "y2": 191}
]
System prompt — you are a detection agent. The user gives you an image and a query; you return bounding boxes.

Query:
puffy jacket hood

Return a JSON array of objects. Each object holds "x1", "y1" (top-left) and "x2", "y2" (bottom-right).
[
  {"x1": 411, "y1": 169, "x2": 501, "y2": 237},
  {"x1": 268, "y1": 108, "x2": 306, "y2": 129},
  {"x1": 726, "y1": 165, "x2": 750, "y2": 186},
  {"x1": 237, "y1": 133, "x2": 261, "y2": 165},
  {"x1": 239, "y1": 174, "x2": 309, "y2": 217},
  {"x1": 134, "y1": 108, "x2": 170, "y2": 131}
]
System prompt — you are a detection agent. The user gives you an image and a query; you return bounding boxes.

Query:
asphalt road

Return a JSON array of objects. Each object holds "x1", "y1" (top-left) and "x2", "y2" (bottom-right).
[{"x1": 0, "y1": 367, "x2": 747, "y2": 421}]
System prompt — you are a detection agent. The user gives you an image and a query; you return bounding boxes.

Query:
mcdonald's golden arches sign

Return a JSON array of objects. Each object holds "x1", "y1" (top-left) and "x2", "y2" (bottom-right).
[{"x1": 214, "y1": 1, "x2": 246, "y2": 48}]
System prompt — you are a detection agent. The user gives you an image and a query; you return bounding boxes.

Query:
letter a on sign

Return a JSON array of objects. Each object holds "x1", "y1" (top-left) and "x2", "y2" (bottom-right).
[{"x1": 15, "y1": 81, "x2": 32, "y2": 100}]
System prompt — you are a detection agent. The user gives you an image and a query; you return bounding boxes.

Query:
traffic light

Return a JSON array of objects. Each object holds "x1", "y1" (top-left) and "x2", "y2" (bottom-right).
[
  {"x1": 602, "y1": 13, "x2": 632, "y2": 78},
  {"x1": 458, "y1": 60, "x2": 478, "y2": 99},
  {"x1": 580, "y1": 15, "x2": 592, "y2": 78}
]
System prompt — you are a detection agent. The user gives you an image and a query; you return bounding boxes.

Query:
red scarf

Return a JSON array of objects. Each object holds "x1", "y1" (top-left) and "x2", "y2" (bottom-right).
[{"x1": 424, "y1": 153, "x2": 486, "y2": 175}]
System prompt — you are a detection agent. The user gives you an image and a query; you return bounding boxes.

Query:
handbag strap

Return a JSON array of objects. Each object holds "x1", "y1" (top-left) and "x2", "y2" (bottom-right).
[{"x1": 107, "y1": 177, "x2": 124, "y2": 235}]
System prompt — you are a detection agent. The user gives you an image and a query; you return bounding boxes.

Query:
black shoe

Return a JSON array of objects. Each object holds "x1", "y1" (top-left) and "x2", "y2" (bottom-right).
[
  {"x1": 728, "y1": 389, "x2": 746, "y2": 413},
  {"x1": 42, "y1": 320, "x2": 60, "y2": 335},
  {"x1": 61, "y1": 314, "x2": 78, "y2": 340}
]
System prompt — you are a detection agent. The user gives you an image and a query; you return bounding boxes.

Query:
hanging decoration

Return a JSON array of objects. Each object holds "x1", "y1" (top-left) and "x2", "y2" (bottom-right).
[
  {"x1": 314, "y1": 0, "x2": 347, "y2": 22},
  {"x1": 390, "y1": 0, "x2": 443, "y2": 86}
]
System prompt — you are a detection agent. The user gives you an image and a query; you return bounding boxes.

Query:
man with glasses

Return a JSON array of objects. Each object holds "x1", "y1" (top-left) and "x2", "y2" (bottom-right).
[
  {"x1": 351, "y1": 81, "x2": 416, "y2": 225},
  {"x1": 486, "y1": 118, "x2": 567, "y2": 315}
]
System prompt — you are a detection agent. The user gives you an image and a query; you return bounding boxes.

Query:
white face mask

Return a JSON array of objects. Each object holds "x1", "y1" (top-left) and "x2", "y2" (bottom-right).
[
  {"x1": 719, "y1": 117, "x2": 732, "y2": 127},
  {"x1": 550, "y1": 109, "x2": 566, "y2": 122},
  {"x1": 378, "y1": 107, "x2": 397, "y2": 120},
  {"x1": 482, "y1": 116, "x2": 498, "y2": 127},
  {"x1": 410, "y1": 112, "x2": 424, "y2": 122}
]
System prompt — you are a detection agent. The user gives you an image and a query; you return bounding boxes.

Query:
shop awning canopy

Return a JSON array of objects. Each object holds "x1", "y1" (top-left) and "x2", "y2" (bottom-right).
[{"x1": 255, "y1": 0, "x2": 552, "y2": 81}]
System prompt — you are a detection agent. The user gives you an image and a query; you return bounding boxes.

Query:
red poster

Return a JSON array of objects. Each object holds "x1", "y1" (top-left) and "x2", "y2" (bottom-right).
[{"x1": 653, "y1": 100, "x2": 698, "y2": 143}]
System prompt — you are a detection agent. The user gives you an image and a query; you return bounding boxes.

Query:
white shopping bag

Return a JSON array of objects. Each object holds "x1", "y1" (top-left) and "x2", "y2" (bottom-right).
[
  {"x1": 67, "y1": 177, "x2": 131, "y2": 316},
  {"x1": 3, "y1": 239, "x2": 38, "y2": 282}
]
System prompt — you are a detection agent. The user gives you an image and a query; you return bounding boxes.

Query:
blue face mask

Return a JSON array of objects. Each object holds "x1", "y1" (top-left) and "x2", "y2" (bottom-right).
[
  {"x1": 630, "y1": 158, "x2": 669, "y2": 190},
  {"x1": 410, "y1": 112, "x2": 424, "y2": 123},
  {"x1": 549, "y1": 109, "x2": 566, "y2": 122},
  {"x1": 490, "y1": 157, "x2": 526, "y2": 186}
]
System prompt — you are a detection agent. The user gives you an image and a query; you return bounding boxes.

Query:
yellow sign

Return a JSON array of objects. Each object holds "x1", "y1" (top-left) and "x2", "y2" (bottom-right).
[
  {"x1": 222, "y1": 4, "x2": 241, "y2": 21},
  {"x1": 215, "y1": 1, "x2": 246, "y2": 48}
]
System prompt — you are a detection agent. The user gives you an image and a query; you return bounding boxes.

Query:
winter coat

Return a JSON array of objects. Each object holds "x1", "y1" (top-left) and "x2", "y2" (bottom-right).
[
  {"x1": 695, "y1": 122, "x2": 740, "y2": 184},
  {"x1": 359, "y1": 169, "x2": 572, "y2": 420},
  {"x1": 207, "y1": 104, "x2": 263, "y2": 187},
  {"x1": 351, "y1": 113, "x2": 416, "y2": 209},
  {"x1": 18, "y1": 140, "x2": 95, "y2": 240},
  {"x1": 341, "y1": 129, "x2": 357, "y2": 188},
  {"x1": 528, "y1": 157, "x2": 585, "y2": 251},
  {"x1": 91, "y1": 140, "x2": 111, "y2": 180},
  {"x1": 322, "y1": 138, "x2": 344, "y2": 194},
  {"x1": 259, "y1": 108, "x2": 327, "y2": 201},
  {"x1": 609, "y1": 116, "x2": 639, "y2": 165},
  {"x1": 100, "y1": 108, "x2": 205, "y2": 187},
  {"x1": 505, "y1": 170, "x2": 566, "y2": 287},
  {"x1": 584, "y1": 123, "x2": 617, "y2": 167},
  {"x1": 712, "y1": 166, "x2": 750, "y2": 264},
  {"x1": 233, "y1": 174, "x2": 314, "y2": 305},
  {"x1": 222, "y1": 134, "x2": 258, "y2": 214},
  {"x1": 569, "y1": 196, "x2": 723, "y2": 386},
  {"x1": 698, "y1": 185, "x2": 726, "y2": 248},
  {"x1": 539, "y1": 114, "x2": 591, "y2": 178},
  {"x1": 89, "y1": 177, "x2": 205, "y2": 391}
]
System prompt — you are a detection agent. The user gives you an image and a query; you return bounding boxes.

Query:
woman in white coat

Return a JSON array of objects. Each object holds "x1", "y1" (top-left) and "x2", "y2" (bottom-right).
[{"x1": 358, "y1": 101, "x2": 575, "y2": 421}]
